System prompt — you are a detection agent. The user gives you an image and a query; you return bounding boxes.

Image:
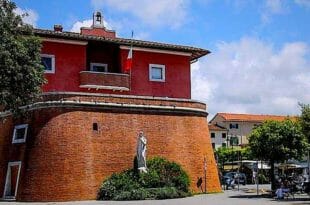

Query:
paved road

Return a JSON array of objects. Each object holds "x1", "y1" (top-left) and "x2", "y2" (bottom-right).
[{"x1": 1, "y1": 184, "x2": 310, "y2": 205}]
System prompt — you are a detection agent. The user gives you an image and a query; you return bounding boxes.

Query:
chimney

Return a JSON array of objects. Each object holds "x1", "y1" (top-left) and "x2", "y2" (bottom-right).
[{"x1": 54, "y1": 24, "x2": 63, "y2": 33}]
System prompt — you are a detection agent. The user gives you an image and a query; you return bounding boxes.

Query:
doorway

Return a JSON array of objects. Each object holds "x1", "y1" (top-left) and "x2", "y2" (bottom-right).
[{"x1": 3, "y1": 161, "x2": 21, "y2": 200}]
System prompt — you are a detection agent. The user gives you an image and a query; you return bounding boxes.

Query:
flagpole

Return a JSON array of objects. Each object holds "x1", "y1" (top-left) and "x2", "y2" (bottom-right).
[{"x1": 129, "y1": 31, "x2": 133, "y2": 92}]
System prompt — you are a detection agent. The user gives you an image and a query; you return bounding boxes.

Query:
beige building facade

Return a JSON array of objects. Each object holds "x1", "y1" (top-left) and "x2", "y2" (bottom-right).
[
  {"x1": 209, "y1": 113, "x2": 294, "y2": 147},
  {"x1": 208, "y1": 124, "x2": 228, "y2": 150}
]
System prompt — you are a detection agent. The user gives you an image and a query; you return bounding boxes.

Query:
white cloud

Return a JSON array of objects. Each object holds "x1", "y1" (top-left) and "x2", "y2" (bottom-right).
[
  {"x1": 265, "y1": 0, "x2": 285, "y2": 14},
  {"x1": 70, "y1": 19, "x2": 110, "y2": 33},
  {"x1": 91, "y1": 0, "x2": 188, "y2": 29},
  {"x1": 70, "y1": 19, "x2": 92, "y2": 32},
  {"x1": 261, "y1": 0, "x2": 287, "y2": 24},
  {"x1": 295, "y1": 0, "x2": 310, "y2": 8},
  {"x1": 191, "y1": 37, "x2": 310, "y2": 120},
  {"x1": 14, "y1": 7, "x2": 38, "y2": 27}
]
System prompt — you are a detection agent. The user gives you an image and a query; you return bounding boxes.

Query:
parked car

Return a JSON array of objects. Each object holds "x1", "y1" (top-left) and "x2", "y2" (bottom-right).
[{"x1": 224, "y1": 172, "x2": 247, "y2": 185}]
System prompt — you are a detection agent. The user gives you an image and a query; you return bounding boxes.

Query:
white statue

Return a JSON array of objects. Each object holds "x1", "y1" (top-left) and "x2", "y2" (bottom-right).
[{"x1": 137, "y1": 131, "x2": 147, "y2": 173}]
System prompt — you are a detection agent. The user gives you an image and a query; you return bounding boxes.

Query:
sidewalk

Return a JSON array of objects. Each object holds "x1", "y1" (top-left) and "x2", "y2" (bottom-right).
[{"x1": 1, "y1": 184, "x2": 309, "y2": 205}]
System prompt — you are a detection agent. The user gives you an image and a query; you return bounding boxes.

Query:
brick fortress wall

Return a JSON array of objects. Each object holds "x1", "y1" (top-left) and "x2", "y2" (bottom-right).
[{"x1": 0, "y1": 93, "x2": 221, "y2": 201}]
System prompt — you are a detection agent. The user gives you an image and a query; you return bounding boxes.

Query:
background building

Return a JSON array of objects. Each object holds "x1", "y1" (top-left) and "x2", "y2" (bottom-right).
[
  {"x1": 208, "y1": 124, "x2": 228, "y2": 149},
  {"x1": 209, "y1": 113, "x2": 295, "y2": 147}
]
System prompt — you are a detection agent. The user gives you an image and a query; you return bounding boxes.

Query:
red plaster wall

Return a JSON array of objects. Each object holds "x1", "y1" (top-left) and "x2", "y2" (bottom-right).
[
  {"x1": 0, "y1": 117, "x2": 13, "y2": 197},
  {"x1": 120, "y1": 49, "x2": 191, "y2": 99},
  {"x1": 42, "y1": 42, "x2": 86, "y2": 92},
  {"x1": 0, "y1": 106, "x2": 220, "y2": 202},
  {"x1": 41, "y1": 41, "x2": 191, "y2": 99}
]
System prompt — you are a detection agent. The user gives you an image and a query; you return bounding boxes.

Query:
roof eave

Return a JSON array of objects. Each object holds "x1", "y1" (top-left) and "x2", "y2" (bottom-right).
[{"x1": 34, "y1": 29, "x2": 210, "y2": 61}]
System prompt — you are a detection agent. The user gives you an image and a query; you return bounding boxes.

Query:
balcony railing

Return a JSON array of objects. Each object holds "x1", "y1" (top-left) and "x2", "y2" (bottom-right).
[{"x1": 79, "y1": 71, "x2": 130, "y2": 91}]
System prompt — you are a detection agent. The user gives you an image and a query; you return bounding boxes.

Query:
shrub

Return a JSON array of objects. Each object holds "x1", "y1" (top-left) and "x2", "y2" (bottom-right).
[
  {"x1": 113, "y1": 188, "x2": 151, "y2": 201},
  {"x1": 147, "y1": 187, "x2": 191, "y2": 199},
  {"x1": 97, "y1": 170, "x2": 140, "y2": 200},
  {"x1": 97, "y1": 157, "x2": 191, "y2": 200},
  {"x1": 141, "y1": 157, "x2": 190, "y2": 192}
]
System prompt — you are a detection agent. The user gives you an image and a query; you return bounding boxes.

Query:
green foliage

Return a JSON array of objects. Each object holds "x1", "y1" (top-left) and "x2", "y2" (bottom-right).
[
  {"x1": 299, "y1": 103, "x2": 310, "y2": 143},
  {"x1": 240, "y1": 147, "x2": 253, "y2": 159},
  {"x1": 113, "y1": 188, "x2": 151, "y2": 201},
  {"x1": 248, "y1": 119, "x2": 307, "y2": 190},
  {"x1": 0, "y1": 0, "x2": 45, "y2": 114},
  {"x1": 248, "y1": 119, "x2": 307, "y2": 162},
  {"x1": 97, "y1": 157, "x2": 191, "y2": 201},
  {"x1": 139, "y1": 157, "x2": 190, "y2": 192},
  {"x1": 215, "y1": 147, "x2": 252, "y2": 169},
  {"x1": 229, "y1": 136, "x2": 239, "y2": 146},
  {"x1": 147, "y1": 187, "x2": 190, "y2": 199},
  {"x1": 97, "y1": 170, "x2": 140, "y2": 200},
  {"x1": 258, "y1": 173, "x2": 269, "y2": 184},
  {"x1": 111, "y1": 187, "x2": 190, "y2": 201}
]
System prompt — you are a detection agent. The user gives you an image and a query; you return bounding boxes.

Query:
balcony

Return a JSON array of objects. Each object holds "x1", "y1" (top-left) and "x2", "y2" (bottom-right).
[{"x1": 79, "y1": 71, "x2": 130, "y2": 91}]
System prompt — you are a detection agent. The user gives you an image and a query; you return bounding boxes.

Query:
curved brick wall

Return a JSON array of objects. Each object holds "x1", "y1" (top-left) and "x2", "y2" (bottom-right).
[{"x1": 0, "y1": 94, "x2": 221, "y2": 202}]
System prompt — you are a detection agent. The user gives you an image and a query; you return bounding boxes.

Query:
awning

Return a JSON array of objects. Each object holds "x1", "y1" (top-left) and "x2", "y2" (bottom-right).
[
  {"x1": 276, "y1": 163, "x2": 303, "y2": 169},
  {"x1": 223, "y1": 164, "x2": 241, "y2": 170},
  {"x1": 230, "y1": 160, "x2": 270, "y2": 170}
]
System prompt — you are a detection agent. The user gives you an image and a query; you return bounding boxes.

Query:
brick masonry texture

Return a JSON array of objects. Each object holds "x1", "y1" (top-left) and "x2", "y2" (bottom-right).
[
  {"x1": 79, "y1": 72, "x2": 130, "y2": 89},
  {"x1": 0, "y1": 94, "x2": 221, "y2": 202}
]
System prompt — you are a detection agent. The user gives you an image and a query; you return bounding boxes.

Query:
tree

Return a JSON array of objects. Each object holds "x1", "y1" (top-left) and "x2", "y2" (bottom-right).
[
  {"x1": 215, "y1": 147, "x2": 252, "y2": 171},
  {"x1": 0, "y1": 0, "x2": 45, "y2": 114},
  {"x1": 248, "y1": 119, "x2": 307, "y2": 190},
  {"x1": 300, "y1": 103, "x2": 310, "y2": 143}
]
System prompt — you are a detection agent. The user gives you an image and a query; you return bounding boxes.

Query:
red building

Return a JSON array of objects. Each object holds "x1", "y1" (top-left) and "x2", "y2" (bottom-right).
[
  {"x1": 0, "y1": 12, "x2": 221, "y2": 201},
  {"x1": 40, "y1": 12, "x2": 208, "y2": 99}
]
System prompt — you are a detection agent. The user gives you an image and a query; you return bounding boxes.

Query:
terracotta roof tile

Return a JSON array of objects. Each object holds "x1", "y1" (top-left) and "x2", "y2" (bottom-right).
[
  {"x1": 208, "y1": 124, "x2": 228, "y2": 131},
  {"x1": 34, "y1": 29, "x2": 210, "y2": 61},
  {"x1": 215, "y1": 113, "x2": 297, "y2": 122}
]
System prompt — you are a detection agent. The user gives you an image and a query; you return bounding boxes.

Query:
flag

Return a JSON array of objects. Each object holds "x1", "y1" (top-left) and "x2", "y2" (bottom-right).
[{"x1": 124, "y1": 47, "x2": 132, "y2": 73}]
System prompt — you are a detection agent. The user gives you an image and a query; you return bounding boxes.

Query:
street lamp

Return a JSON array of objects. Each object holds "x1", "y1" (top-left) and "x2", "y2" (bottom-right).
[{"x1": 227, "y1": 134, "x2": 236, "y2": 171}]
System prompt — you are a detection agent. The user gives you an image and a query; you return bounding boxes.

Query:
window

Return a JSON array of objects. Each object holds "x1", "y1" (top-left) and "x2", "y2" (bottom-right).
[
  {"x1": 41, "y1": 54, "x2": 55, "y2": 73},
  {"x1": 230, "y1": 136, "x2": 239, "y2": 146},
  {"x1": 12, "y1": 124, "x2": 28, "y2": 144},
  {"x1": 3, "y1": 161, "x2": 22, "y2": 199},
  {"x1": 211, "y1": 133, "x2": 215, "y2": 138},
  {"x1": 212, "y1": 143, "x2": 215, "y2": 149},
  {"x1": 222, "y1": 143, "x2": 227, "y2": 148},
  {"x1": 90, "y1": 63, "x2": 108, "y2": 72},
  {"x1": 229, "y1": 123, "x2": 239, "y2": 129},
  {"x1": 93, "y1": 123, "x2": 98, "y2": 131},
  {"x1": 149, "y1": 64, "x2": 165, "y2": 82},
  {"x1": 222, "y1": 133, "x2": 226, "y2": 138}
]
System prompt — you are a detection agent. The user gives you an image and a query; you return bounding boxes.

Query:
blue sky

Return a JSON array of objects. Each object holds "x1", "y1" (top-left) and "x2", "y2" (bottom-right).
[{"x1": 14, "y1": 0, "x2": 310, "y2": 118}]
